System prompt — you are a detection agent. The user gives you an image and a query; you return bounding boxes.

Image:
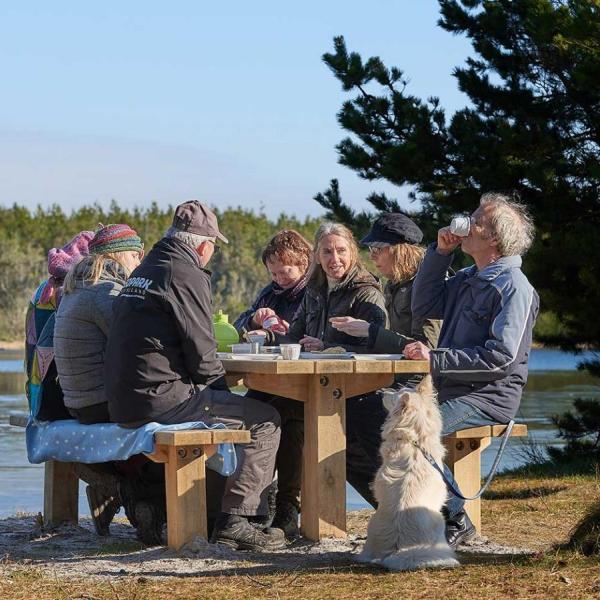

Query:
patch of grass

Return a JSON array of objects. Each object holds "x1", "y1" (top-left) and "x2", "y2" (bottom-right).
[
  {"x1": 2, "y1": 467, "x2": 600, "y2": 598},
  {"x1": 499, "y1": 455, "x2": 600, "y2": 479},
  {"x1": 93, "y1": 539, "x2": 145, "y2": 555},
  {"x1": 1, "y1": 553, "x2": 600, "y2": 599}
]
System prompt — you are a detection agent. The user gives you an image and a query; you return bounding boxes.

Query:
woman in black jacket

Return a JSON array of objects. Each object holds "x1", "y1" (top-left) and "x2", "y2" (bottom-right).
[
  {"x1": 330, "y1": 213, "x2": 441, "y2": 508},
  {"x1": 234, "y1": 229, "x2": 312, "y2": 341},
  {"x1": 271, "y1": 222, "x2": 387, "y2": 538}
]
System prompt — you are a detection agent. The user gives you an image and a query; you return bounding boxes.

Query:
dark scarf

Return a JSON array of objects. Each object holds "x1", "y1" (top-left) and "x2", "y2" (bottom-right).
[{"x1": 272, "y1": 273, "x2": 308, "y2": 299}]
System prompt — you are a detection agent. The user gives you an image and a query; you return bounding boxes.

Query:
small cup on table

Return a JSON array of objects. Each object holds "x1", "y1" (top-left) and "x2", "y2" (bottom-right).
[{"x1": 280, "y1": 343, "x2": 301, "y2": 360}]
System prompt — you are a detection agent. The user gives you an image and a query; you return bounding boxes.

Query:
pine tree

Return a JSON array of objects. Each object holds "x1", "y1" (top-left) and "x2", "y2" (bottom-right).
[{"x1": 318, "y1": 0, "x2": 600, "y2": 355}]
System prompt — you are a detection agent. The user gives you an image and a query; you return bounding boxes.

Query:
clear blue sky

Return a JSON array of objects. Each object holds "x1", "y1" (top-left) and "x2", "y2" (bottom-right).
[{"x1": 0, "y1": 1, "x2": 472, "y2": 219}]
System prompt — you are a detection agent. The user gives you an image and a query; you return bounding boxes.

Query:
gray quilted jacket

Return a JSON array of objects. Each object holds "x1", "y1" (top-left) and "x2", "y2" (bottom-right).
[{"x1": 54, "y1": 260, "x2": 126, "y2": 410}]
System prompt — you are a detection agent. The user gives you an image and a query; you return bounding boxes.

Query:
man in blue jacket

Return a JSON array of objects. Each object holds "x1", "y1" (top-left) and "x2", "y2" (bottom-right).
[{"x1": 404, "y1": 192, "x2": 539, "y2": 547}]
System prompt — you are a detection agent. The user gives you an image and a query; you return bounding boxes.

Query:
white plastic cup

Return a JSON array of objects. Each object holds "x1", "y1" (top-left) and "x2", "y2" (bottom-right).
[
  {"x1": 280, "y1": 343, "x2": 301, "y2": 360},
  {"x1": 450, "y1": 216, "x2": 471, "y2": 237}
]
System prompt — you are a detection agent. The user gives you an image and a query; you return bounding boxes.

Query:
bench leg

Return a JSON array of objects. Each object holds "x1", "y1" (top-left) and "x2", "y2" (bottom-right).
[
  {"x1": 44, "y1": 461, "x2": 79, "y2": 526},
  {"x1": 444, "y1": 437, "x2": 490, "y2": 533},
  {"x1": 163, "y1": 445, "x2": 208, "y2": 550}
]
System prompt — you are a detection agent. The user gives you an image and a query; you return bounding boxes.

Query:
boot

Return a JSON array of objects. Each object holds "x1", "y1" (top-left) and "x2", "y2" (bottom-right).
[
  {"x1": 134, "y1": 501, "x2": 167, "y2": 546},
  {"x1": 271, "y1": 502, "x2": 300, "y2": 540},
  {"x1": 210, "y1": 513, "x2": 285, "y2": 551},
  {"x1": 86, "y1": 485, "x2": 120, "y2": 536},
  {"x1": 445, "y1": 510, "x2": 476, "y2": 548}
]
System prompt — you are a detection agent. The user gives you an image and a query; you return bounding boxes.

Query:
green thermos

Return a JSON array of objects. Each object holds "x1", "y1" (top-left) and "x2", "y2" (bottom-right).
[{"x1": 213, "y1": 310, "x2": 240, "y2": 352}]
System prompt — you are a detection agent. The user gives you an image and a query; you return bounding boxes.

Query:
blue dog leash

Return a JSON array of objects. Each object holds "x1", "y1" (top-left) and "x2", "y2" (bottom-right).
[{"x1": 413, "y1": 420, "x2": 515, "y2": 501}]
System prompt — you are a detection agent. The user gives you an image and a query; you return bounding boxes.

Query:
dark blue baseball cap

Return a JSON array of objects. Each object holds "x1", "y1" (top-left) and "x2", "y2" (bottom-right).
[{"x1": 360, "y1": 213, "x2": 423, "y2": 246}]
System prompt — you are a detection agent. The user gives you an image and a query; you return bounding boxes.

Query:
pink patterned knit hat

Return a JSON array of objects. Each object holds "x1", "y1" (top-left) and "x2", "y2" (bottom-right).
[{"x1": 41, "y1": 230, "x2": 95, "y2": 303}]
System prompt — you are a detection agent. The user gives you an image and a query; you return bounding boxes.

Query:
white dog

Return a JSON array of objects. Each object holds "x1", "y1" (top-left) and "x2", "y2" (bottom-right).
[{"x1": 357, "y1": 375, "x2": 459, "y2": 571}]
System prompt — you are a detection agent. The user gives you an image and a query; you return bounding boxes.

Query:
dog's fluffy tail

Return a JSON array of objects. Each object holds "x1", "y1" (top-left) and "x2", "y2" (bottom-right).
[{"x1": 381, "y1": 544, "x2": 459, "y2": 572}]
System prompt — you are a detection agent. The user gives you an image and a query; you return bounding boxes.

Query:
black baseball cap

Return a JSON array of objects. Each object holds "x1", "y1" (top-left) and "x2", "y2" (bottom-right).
[{"x1": 360, "y1": 213, "x2": 423, "y2": 246}]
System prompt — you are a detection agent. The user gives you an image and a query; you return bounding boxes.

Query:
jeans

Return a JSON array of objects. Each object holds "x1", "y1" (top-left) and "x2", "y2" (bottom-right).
[{"x1": 440, "y1": 398, "x2": 499, "y2": 518}]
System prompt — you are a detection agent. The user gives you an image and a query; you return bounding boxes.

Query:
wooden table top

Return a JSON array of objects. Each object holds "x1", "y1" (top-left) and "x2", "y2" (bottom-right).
[{"x1": 221, "y1": 357, "x2": 430, "y2": 375}]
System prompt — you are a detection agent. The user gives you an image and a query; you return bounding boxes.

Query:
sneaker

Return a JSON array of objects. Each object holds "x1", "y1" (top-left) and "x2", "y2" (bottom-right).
[
  {"x1": 271, "y1": 502, "x2": 300, "y2": 540},
  {"x1": 134, "y1": 501, "x2": 167, "y2": 546},
  {"x1": 86, "y1": 485, "x2": 120, "y2": 536},
  {"x1": 210, "y1": 513, "x2": 285, "y2": 551},
  {"x1": 445, "y1": 511, "x2": 476, "y2": 548}
]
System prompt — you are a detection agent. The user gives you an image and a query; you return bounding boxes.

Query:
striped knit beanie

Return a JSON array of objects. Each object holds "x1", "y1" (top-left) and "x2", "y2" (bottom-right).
[{"x1": 89, "y1": 224, "x2": 143, "y2": 255}]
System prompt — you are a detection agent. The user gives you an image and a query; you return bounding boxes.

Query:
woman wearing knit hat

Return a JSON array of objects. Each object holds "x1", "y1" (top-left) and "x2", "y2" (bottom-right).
[
  {"x1": 25, "y1": 230, "x2": 95, "y2": 421},
  {"x1": 52, "y1": 224, "x2": 144, "y2": 537},
  {"x1": 54, "y1": 223, "x2": 144, "y2": 425}
]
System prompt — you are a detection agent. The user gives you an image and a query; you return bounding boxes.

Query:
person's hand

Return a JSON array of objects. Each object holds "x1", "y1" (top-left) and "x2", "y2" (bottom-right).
[
  {"x1": 251, "y1": 307, "x2": 276, "y2": 328},
  {"x1": 437, "y1": 226, "x2": 463, "y2": 256},
  {"x1": 404, "y1": 341, "x2": 431, "y2": 360},
  {"x1": 329, "y1": 316, "x2": 370, "y2": 337},
  {"x1": 299, "y1": 336, "x2": 324, "y2": 352}
]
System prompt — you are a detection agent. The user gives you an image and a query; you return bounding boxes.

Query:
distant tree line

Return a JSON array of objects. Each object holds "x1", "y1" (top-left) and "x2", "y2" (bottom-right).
[
  {"x1": 0, "y1": 199, "x2": 563, "y2": 343},
  {"x1": 0, "y1": 202, "x2": 320, "y2": 341}
]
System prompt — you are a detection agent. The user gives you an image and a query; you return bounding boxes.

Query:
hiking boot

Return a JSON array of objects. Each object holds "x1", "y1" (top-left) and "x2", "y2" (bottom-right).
[
  {"x1": 248, "y1": 480, "x2": 278, "y2": 528},
  {"x1": 210, "y1": 513, "x2": 285, "y2": 551},
  {"x1": 271, "y1": 502, "x2": 300, "y2": 540},
  {"x1": 86, "y1": 485, "x2": 120, "y2": 536},
  {"x1": 134, "y1": 501, "x2": 167, "y2": 546},
  {"x1": 445, "y1": 511, "x2": 476, "y2": 548}
]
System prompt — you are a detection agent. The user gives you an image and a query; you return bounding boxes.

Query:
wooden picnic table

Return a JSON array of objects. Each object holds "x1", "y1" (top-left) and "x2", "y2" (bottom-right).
[{"x1": 222, "y1": 356, "x2": 429, "y2": 542}]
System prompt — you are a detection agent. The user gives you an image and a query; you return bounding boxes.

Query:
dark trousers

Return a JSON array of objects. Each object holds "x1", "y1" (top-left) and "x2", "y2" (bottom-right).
[
  {"x1": 156, "y1": 385, "x2": 281, "y2": 516},
  {"x1": 68, "y1": 402, "x2": 110, "y2": 424}
]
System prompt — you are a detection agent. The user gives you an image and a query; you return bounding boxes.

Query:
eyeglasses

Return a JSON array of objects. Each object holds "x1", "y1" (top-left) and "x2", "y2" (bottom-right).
[
  {"x1": 212, "y1": 242, "x2": 220, "y2": 253},
  {"x1": 368, "y1": 246, "x2": 388, "y2": 257}
]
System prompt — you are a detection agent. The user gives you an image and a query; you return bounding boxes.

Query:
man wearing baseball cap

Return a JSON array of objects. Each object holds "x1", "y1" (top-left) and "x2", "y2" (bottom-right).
[{"x1": 105, "y1": 200, "x2": 284, "y2": 551}]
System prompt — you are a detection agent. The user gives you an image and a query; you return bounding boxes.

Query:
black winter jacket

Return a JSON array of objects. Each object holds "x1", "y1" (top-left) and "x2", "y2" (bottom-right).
[
  {"x1": 282, "y1": 265, "x2": 388, "y2": 352},
  {"x1": 105, "y1": 238, "x2": 225, "y2": 425},
  {"x1": 367, "y1": 276, "x2": 441, "y2": 353},
  {"x1": 233, "y1": 280, "x2": 306, "y2": 342}
]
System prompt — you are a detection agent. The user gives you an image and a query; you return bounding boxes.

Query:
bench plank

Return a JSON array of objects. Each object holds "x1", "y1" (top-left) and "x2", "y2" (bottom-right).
[
  {"x1": 445, "y1": 424, "x2": 528, "y2": 439},
  {"x1": 9, "y1": 415, "x2": 28, "y2": 427}
]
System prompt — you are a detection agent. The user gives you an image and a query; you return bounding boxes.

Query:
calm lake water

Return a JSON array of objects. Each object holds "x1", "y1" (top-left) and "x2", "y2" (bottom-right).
[{"x1": 1, "y1": 348, "x2": 599, "y2": 516}]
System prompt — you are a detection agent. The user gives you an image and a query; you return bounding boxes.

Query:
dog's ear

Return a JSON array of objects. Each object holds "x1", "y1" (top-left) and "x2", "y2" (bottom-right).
[
  {"x1": 381, "y1": 389, "x2": 409, "y2": 414},
  {"x1": 416, "y1": 374, "x2": 433, "y2": 397}
]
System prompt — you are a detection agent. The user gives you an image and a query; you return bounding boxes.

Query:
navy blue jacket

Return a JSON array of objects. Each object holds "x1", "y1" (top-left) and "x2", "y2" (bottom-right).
[
  {"x1": 233, "y1": 281, "x2": 305, "y2": 341},
  {"x1": 412, "y1": 245, "x2": 539, "y2": 422}
]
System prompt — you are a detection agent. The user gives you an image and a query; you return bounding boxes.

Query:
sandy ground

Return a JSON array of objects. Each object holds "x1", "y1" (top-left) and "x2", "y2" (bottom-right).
[{"x1": 0, "y1": 511, "x2": 534, "y2": 580}]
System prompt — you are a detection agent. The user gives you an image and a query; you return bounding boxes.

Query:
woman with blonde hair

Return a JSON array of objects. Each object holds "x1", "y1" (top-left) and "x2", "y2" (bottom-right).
[
  {"x1": 54, "y1": 224, "x2": 144, "y2": 424},
  {"x1": 330, "y1": 212, "x2": 441, "y2": 509},
  {"x1": 269, "y1": 221, "x2": 387, "y2": 538}
]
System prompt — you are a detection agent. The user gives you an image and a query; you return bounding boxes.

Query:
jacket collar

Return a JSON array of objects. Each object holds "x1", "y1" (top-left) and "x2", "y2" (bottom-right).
[
  {"x1": 158, "y1": 237, "x2": 212, "y2": 274},
  {"x1": 464, "y1": 255, "x2": 522, "y2": 286}
]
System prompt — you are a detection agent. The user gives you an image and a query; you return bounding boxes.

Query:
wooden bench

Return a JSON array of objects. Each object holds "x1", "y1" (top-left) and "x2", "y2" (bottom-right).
[
  {"x1": 443, "y1": 423, "x2": 528, "y2": 532},
  {"x1": 9, "y1": 415, "x2": 250, "y2": 550}
]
